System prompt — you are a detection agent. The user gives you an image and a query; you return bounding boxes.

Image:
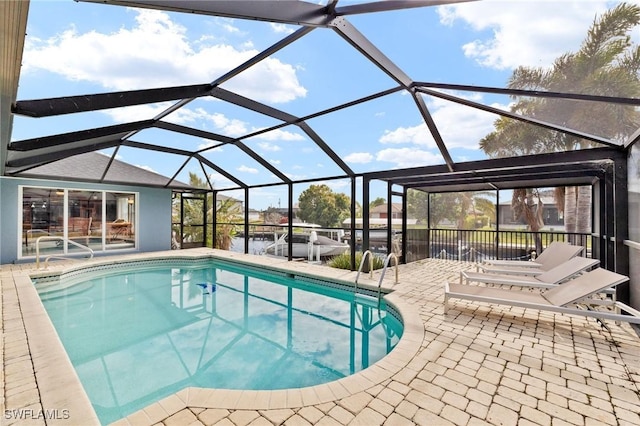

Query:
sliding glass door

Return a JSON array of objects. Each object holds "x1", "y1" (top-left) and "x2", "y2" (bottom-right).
[{"x1": 20, "y1": 186, "x2": 137, "y2": 258}]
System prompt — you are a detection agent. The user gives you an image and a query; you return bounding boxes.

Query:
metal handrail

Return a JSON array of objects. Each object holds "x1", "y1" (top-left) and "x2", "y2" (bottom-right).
[
  {"x1": 378, "y1": 253, "x2": 399, "y2": 286},
  {"x1": 35, "y1": 236, "x2": 94, "y2": 270},
  {"x1": 376, "y1": 253, "x2": 399, "y2": 309},
  {"x1": 354, "y1": 250, "x2": 374, "y2": 288}
]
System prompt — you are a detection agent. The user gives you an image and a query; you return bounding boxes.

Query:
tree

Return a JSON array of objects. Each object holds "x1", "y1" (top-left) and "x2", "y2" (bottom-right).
[
  {"x1": 480, "y1": 2, "x2": 640, "y2": 239},
  {"x1": 369, "y1": 197, "x2": 386, "y2": 210},
  {"x1": 213, "y1": 198, "x2": 241, "y2": 250},
  {"x1": 407, "y1": 189, "x2": 428, "y2": 224},
  {"x1": 172, "y1": 172, "x2": 241, "y2": 250},
  {"x1": 407, "y1": 190, "x2": 496, "y2": 228},
  {"x1": 298, "y1": 184, "x2": 351, "y2": 227}
]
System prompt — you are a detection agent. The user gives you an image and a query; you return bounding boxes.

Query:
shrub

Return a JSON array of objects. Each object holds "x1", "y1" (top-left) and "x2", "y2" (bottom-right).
[{"x1": 328, "y1": 251, "x2": 384, "y2": 270}]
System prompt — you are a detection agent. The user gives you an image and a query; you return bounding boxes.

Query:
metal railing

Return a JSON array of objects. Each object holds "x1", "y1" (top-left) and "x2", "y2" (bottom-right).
[
  {"x1": 355, "y1": 250, "x2": 375, "y2": 285},
  {"x1": 405, "y1": 228, "x2": 593, "y2": 263},
  {"x1": 35, "y1": 236, "x2": 94, "y2": 270}
]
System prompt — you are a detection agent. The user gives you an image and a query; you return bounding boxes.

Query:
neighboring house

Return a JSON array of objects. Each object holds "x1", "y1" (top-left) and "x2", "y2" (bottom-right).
[
  {"x1": 0, "y1": 152, "x2": 193, "y2": 264},
  {"x1": 272, "y1": 204, "x2": 301, "y2": 222},
  {"x1": 343, "y1": 203, "x2": 418, "y2": 228},
  {"x1": 247, "y1": 208, "x2": 261, "y2": 222},
  {"x1": 370, "y1": 202, "x2": 403, "y2": 219},
  {"x1": 498, "y1": 194, "x2": 564, "y2": 228}
]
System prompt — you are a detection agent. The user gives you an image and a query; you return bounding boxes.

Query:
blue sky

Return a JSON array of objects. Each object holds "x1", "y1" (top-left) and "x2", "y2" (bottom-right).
[{"x1": 12, "y1": 0, "x2": 638, "y2": 209}]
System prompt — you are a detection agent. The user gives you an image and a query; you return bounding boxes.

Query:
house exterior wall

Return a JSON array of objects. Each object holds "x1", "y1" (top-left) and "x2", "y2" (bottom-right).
[
  {"x1": 0, "y1": 176, "x2": 172, "y2": 264},
  {"x1": 498, "y1": 204, "x2": 564, "y2": 228}
]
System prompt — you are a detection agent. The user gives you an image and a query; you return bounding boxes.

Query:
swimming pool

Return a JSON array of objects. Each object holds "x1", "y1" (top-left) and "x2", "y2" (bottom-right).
[{"x1": 35, "y1": 258, "x2": 403, "y2": 424}]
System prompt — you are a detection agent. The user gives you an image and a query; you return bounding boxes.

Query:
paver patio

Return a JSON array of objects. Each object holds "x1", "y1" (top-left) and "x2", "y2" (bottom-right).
[{"x1": 2, "y1": 249, "x2": 639, "y2": 425}]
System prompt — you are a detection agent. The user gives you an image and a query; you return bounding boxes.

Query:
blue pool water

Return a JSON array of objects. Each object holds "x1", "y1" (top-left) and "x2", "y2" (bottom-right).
[{"x1": 36, "y1": 259, "x2": 403, "y2": 424}]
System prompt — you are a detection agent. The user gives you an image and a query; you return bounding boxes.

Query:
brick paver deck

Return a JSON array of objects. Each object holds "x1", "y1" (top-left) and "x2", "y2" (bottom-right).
[{"x1": 2, "y1": 249, "x2": 639, "y2": 425}]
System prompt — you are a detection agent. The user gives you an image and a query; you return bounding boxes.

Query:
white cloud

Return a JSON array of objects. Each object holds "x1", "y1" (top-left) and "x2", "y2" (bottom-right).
[
  {"x1": 198, "y1": 141, "x2": 223, "y2": 150},
  {"x1": 238, "y1": 165, "x2": 258, "y2": 174},
  {"x1": 257, "y1": 142, "x2": 281, "y2": 152},
  {"x1": 426, "y1": 95, "x2": 506, "y2": 150},
  {"x1": 344, "y1": 152, "x2": 374, "y2": 164},
  {"x1": 376, "y1": 148, "x2": 442, "y2": 168},
  {"x1": 325, "y1": 180, "x2": 350, "y2": 191},
  {"x1": 437, "y1": 1, "x2": 613, "y2": 70},
  {"x1": 380, "y1": 125, "x2": 437, "y2": 148},
  {"x1": 283, "y1": 172, "x2": 308, "y2": 180},
  {"x1": 255, "y1": 128, "x2": 305, "y2": 141},
  {"x1": 208, "y1": 172, "x2": 237, "y2": 189},
  {"x1": 270, "y1": 23, "x2": 295, "y2": 34},
  {"x1": 379, "y1": 92, "x2": 508, "y2": 151},
  {"x1": 269, "y1": 159, "x2": 281, "y2": 165},
  {"x1": 23, "y1": 9, "x2": 306, "y2": 103}
]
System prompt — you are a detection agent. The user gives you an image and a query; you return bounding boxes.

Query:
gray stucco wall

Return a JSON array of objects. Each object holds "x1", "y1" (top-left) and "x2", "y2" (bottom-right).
[{"x1": 0, "y1": 176, "x2": 172, "y2": 264}]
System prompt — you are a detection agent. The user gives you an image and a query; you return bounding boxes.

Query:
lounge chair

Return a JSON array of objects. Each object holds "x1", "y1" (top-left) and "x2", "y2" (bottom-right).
[
  {"x1": 480, "y1": 241, "x2": 584, "y2": 276},
  {"x1": 445, "y1": 268, "x2": 640, "y2": 325},
  {"x1": 463, "y1": 256, "x2": 599, "y2": 288}
]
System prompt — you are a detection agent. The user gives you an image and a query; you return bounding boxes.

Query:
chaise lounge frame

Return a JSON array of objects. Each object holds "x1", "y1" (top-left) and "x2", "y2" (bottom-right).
[
  {"x1": 445, "y1": 268, "x2": 640, "y2": 325},
  {"x1": 480, "y1": 241, "x2": 584, "y2": 276}
]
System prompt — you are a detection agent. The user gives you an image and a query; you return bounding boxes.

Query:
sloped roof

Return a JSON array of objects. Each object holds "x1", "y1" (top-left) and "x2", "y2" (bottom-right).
[
  {"x1": 17, "y1": 151, "x2": 193, "y2": 190},
  {"x1": 371, "y1": 203, "x2": 402, "y2": 214}
]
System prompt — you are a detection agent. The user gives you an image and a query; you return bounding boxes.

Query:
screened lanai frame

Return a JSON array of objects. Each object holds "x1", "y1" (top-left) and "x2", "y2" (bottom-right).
[{"x1": 2, "y1": 1, "x2": 640, "y2": 283}]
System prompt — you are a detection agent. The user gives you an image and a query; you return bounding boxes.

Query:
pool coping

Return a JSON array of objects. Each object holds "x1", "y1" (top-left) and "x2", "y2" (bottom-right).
[{"x1": 11, "y1": 248, "x2": 424, "y2": 425}]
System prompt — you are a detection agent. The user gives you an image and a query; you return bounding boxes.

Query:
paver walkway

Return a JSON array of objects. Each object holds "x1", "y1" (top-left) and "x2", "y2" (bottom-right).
[{"x1": 2, "y1": 251, "x2": 639, "y2": 425}]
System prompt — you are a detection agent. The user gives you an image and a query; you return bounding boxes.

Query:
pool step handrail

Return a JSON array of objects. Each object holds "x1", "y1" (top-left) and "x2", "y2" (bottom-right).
[
  {"x1": 354, "y1": 250, "x2": 375, "y2": 293},
  {"x1": 376, "y1": 253, "x2": 399, "y2": 309},
  {"x1": 35, "y1": 236, "x2": 94, "y2": 270}
]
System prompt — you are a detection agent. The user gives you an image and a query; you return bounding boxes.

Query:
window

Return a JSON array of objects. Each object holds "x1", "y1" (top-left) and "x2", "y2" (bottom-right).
[{"x1": 20, "y1": 187, "x2": 137, "y2": 258}]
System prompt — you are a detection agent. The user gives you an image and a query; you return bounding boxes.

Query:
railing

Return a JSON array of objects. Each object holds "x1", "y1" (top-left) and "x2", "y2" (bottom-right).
[
  {"x1": 354, "y1": 251, "x2": 400, "y2": 311},
  {"x1": 375, "y1": 253, "x2": 399, "y2": 309},
  {"x1": 35, "y1": 236, "x2": 94, "y2": 270},
  {"x1": 355, "y1": 250, "x2": 375, "y2": 287},
  {"x1": 378, "y1": 253, "x2": 399, "y2": 286},
  {"x1": 405, "y1": 228, "x2": 593, "y2": 263}
]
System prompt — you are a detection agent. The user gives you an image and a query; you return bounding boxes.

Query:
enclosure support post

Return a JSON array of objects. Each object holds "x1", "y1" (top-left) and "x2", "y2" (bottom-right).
[
  {"x1": 350, "y1": 177, "x2": 357, "y2": 271},
  {"x1": 244, "y1": 187, "x2": 249, "y2": 254}
]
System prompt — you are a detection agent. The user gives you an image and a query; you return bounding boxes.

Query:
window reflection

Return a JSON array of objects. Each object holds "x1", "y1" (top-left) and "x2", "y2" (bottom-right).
[
  {"x1": 105, "y1": 192, "x2": 135, "y2": 249},
  {"x1": 21, "y1": 187, "x2": 136, "y2": 258},
  {"x1": 22, "y1": 188, "x2": 65, "y2": 256}
]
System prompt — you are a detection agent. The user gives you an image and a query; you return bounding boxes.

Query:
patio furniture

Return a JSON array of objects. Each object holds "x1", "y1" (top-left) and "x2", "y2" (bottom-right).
[
  {"x1": 480, "y1": 241, "x2": 584, "y2": 276},
  {"x1": 444, "y1": 268, "x2": 640, "y2": 325},
  {"x1": 107, "y1": 219, "x2": 132, "y2": 241},
  {"x1": 463, "y1": 256, "x2": 599, "y2": 288}
]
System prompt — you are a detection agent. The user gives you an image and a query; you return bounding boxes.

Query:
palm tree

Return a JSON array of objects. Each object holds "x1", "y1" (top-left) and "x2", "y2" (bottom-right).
[
  {"x1": 481, "y1": 2, "x2": 640, "y2": 239},
  {"x1": 178, "y1": 172, "x2": 241, "y2": 250},
  {"x1": 212, "y1": 198, "x2": 241, "y2": 250}
]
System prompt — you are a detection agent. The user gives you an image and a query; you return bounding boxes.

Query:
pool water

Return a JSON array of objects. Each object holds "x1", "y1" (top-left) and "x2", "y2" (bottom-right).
[{"x1": 37, "y1": 260, "x2": 403, "y2": 424}]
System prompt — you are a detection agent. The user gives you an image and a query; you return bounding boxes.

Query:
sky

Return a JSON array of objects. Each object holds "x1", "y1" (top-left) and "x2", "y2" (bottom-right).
[{"x1": 12, "y1": 0, "x2": 640, "y2": 210}]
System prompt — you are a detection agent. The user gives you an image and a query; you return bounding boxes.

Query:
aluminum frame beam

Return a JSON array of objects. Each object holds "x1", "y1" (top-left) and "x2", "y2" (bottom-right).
[
  {"x1": 329, "y1": 16, "x2": 412, "y2": 88},
  {"x1": 78, "y1": 0, "x2": 333, "y2": 26},
  {"x1": 415, "y1": 87, "x2": 623, "y2": 148},
  {"x1": 12, "y1": 84, "x2": 213, "y2": 118},
  {"x1": 8, "y1": 120, "x2": 154, "y2": 152}
]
